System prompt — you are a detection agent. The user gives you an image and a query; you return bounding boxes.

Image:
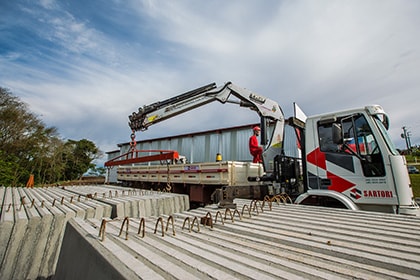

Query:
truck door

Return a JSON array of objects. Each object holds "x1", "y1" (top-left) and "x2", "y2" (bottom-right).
[{"x1": 307, "y1": 113, "x2": 397, "y2": 208}]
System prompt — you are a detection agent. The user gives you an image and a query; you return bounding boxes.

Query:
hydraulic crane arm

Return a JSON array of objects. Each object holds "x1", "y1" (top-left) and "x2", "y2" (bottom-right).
[
  {"x1": 129, "y1": 81, "x2": 284, "y2": 130},
  {"x1": 128, "y1": 81, "x2": 285, "y2": 171}
]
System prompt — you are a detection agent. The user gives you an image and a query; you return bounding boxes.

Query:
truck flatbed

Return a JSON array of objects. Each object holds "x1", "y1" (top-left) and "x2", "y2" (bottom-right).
[{"x1": 117, "y1": 161, "x2": 264, "y2": 186}]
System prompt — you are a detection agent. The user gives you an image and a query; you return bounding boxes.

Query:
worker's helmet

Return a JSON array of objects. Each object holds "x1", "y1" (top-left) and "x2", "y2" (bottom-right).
[{"x1": 253, "y1": 126, "x2": 261, "y2": 131}]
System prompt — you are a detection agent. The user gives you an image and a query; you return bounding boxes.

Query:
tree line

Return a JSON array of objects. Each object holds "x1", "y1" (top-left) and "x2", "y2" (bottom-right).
[{"x1": 0, "y1": 87, "x2": 103, "y2": 187}]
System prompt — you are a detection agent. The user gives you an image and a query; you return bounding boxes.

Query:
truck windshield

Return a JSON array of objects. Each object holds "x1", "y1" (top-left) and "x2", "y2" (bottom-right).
[{"x1": 373, "y1": 115, "x2": 399, "y2": 156}]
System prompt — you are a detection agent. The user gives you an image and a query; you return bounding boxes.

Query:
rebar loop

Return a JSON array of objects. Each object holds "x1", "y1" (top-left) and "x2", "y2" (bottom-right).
[
  {"x1": 137, "y1": 218, "x2": 145, "y2": 238},
  {"x1": 78, "y1": 195, "x2": 81, "y2": 202},
  {"x1": 250, "y1": 200, "x2": 261, "y2": 214},
  {"x1": 182, "y1": 217, "x2": 192, "y2": 232},
  {"x1": 109, "y1": 190, "x2": 112, "y2": 198},
  {"x1": 60, "y1": 196, "x2": 65, "y2": 205},
  {"x1": 70, "y1": 196, "x2": 74, "y2": 203},
  {"x1": 224, "y1": 208, "x2": 234, "y2": 222},
  {"x1": 215, "y1": 211, "x2": 225, "y2": 225},
  {"x1": 41, "y1": 200, "x2": 44, "y2": 208},
  {"x1": 118, "y1": 217, "x2": 129, "y2": 240},
  {"x1": 99, "y1": 219, "x2": 108, "y2": 241},
  {"x1": 19, "y1": 196, "x2": 26, "y2": 211},
  {"x1": 232, "y1": 209, "x2": 242, "y2": 221},
  {"x1": 202, "y1": 212, "x2": 213, "y2": 228},
  {"x1": 191, "y1": 216, "x2": 200, "y2": 232},
  {"x1": 262, "y1": 198, "x2": 272, "y2": 211},
  {"x1": 272, "y1": 195, "x2": 283, "y2": 204},
  {"x1": 52, "y1": 199, "x2": 56, "y2": 207},
  {"x1": 6, "y1": 203, "x2": 12, "y2": 212},
  {"x1": 271, "y1": 194, "x2": 292, "y2": 204},
  {"x1": 30, "y1": 199, "x2": 35, "y2": 208},
  {"x1": 281, "y1": 194, "x2": 293, "y2": 204},
  {"x1": 241, "y1": 204, "x2": 251, "y2": 218},
  {"x1": 154, "y1": 217, "x2": 165, "y2": 237},
  {"x1": 166, "y1": 216, "x2": 176, "y2": 236}
]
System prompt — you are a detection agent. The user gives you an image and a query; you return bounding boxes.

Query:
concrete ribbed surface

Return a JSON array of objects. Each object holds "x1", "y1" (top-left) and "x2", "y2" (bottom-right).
[
  {"x1": 0, "y1": 185, "x2": 189, "y2": 279},
  {"x1": 54, "y1": 198, "x2": 420, "y2": 280}
]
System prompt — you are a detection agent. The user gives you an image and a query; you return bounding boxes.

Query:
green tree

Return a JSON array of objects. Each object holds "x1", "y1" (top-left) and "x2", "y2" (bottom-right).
[
  {"x1": 62, "y1": 139, "x2": 102, "y2": 180},
  {"x1": 0, "y1": 87, "x2": 62, "y2": 185},
  {"x1": 0, "y1": 87, "x2": 102, "y2": 186}
]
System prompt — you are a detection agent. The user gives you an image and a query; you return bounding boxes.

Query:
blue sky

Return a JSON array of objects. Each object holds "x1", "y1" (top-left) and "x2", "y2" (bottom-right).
[{"x1": 1, "y1": 0, "x2": 420, "y2": 164}]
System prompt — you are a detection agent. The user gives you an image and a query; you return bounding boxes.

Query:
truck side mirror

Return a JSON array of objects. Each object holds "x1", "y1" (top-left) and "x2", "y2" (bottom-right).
[{"x1": 332, "y1": 123, "x2": 343, "y2": 144}]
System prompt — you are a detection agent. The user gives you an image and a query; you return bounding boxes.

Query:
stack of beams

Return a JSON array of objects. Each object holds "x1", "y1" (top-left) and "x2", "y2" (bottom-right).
[
  {"x1": 0, "y1": 185, "x2": 189, "y2": 279},
  {"x1": 55, "y1": 198, "x2": 420, "y2": 279}
]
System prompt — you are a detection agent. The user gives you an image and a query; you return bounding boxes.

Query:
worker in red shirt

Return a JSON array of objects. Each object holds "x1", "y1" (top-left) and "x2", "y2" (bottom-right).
[{"x1": 249, "y1": 126, "x2": 263, "y2": 163}]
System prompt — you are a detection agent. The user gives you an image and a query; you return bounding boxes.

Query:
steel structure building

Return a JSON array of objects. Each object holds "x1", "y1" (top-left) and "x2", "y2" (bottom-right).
[{"x1": 106, "y1": 123, "x2": 298, "y2": 183}]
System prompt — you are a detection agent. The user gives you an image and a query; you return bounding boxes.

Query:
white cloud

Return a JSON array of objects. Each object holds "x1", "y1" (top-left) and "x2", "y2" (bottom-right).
[{"x1": 2, "y1": 0, "x2": 420, "y2": 159}]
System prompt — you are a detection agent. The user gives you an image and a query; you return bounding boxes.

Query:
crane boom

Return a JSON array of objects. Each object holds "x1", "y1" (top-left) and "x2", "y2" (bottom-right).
[{"x1": 128, "y1": 81, "x2": 286, "y2": 172}]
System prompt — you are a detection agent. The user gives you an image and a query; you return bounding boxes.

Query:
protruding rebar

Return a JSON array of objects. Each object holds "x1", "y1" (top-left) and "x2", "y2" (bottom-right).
[
  {"x1": 19, "y1": 196, "x2": 26, "y2": 211},
  {"x1": 241, "y1": 204, "x2": 251, "y2": 218},
  {"x1": 250, "y1": 200, "x2": 261, "y2": 214},
  {"x1": 182, "y1": 217, "x2": 191, "y2": 232},
  {"x1": 224, "y1": 208, "x2": 233, "y2": 222},
  {"x1": 232, "y1": 209, "x2": 241, "y2": 221},
  {"x1": 262, "y1": 197, "x2": 272, "y2": 211},
  {"x1": 137, "y1": 218, "x2": 145, "y2": 238},
  {"x1": 118, "y1": 217, "x2": 129, "y2": 240},
  {"x1": 99, "y1": 219, "x2": 107, "y2": 241},
  {"x1": 215, "y1": 211, "x2": 225, "y2": 225},
  {"x1": 166, "y1": 216, "x2": 175, "y2": 236},
  {"x1": 154, "y1": 217, "x2": 164, "y2": 237},
  {"x1": 191, "y1": 216, "x2": 200, "y2": 232},
  {"x1": 203, "y1": 212, "x2": 213, "y2": 228}
]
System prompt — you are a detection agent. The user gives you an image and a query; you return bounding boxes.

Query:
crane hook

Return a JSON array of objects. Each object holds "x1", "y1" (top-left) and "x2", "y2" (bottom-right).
[{"x1": 129, "y1": 130, "x2": 137, "y2": 151}]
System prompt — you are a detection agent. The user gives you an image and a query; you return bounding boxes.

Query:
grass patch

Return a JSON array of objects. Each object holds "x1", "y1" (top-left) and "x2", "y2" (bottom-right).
[{"x1": 410, "y1": 174, "x2": 420, "y2": 198}]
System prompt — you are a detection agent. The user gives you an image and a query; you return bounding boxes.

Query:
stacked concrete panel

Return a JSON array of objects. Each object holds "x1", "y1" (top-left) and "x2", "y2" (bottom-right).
[
  {"x1": 0, "y1": 185, "x2": 189, "y2": 279},
  {"x1": 55, "y1": 198, "x2": 420, "y2": 279}
]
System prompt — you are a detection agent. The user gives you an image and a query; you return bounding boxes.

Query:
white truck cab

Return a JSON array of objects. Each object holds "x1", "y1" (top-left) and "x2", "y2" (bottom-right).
[{"x1": 296, "y1": 105, "x2": 418, "y2": 215}]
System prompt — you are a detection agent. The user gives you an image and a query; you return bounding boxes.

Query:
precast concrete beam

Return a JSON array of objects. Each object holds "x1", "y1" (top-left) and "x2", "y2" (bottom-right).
[
  {"x1": 29, "y1": 187, "x2": 68, "y2": 278},
  {"x1": 0, "y1": 187, "x2": 14, "y2": 269},
  {"x1": 0, "y1": 188, "x2": 29, "y2": 279}
]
